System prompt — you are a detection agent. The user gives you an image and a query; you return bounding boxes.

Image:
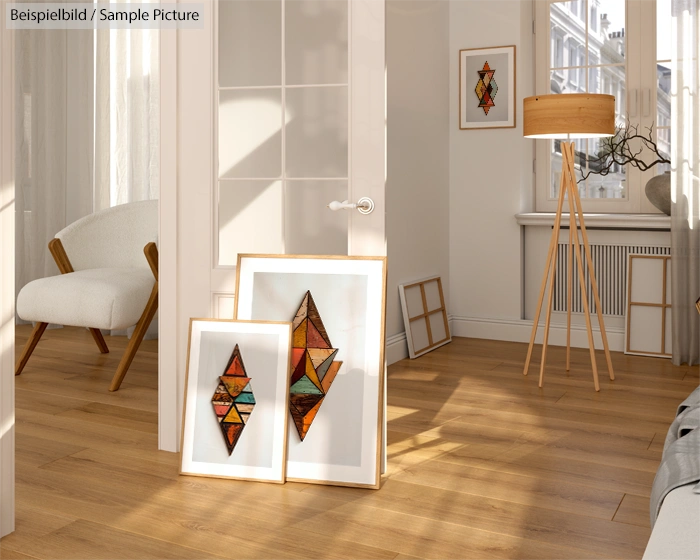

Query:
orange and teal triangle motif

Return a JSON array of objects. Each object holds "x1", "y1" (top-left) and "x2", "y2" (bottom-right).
[
  {"x1": 289, "y1": 291, "x2": 342, "y2": 441},
  {"x1": 474, "y1": 60, "x2": 498, "y2": 115},
  {"x1": 211, "y1": 344, "x2": 256, "y2": 455}
]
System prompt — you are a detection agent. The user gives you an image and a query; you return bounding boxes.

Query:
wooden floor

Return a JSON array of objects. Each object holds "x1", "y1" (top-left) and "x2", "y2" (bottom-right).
[{"x1": 2, "y1": 325, "x2": 698, "y2": 560}]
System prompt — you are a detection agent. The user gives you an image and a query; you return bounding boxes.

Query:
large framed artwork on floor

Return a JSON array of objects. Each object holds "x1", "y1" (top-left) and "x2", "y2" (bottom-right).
[
  {"x1": 180, "y1": 319, "x2": 292, "y2": 483},
  {"x1": 234, "y1": 254, "x2": 388, "y2": 489}
]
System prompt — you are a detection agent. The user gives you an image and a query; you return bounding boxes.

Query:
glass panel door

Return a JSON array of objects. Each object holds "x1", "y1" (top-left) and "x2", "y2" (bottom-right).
[{"x1": 216, "y1": 0, "x2": 349, "y2": 266}]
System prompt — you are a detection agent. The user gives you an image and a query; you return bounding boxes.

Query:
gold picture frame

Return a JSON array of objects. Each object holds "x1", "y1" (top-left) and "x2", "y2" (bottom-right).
[{"x1": 459, "y1": 45, "x2": 516, "y2": 130}]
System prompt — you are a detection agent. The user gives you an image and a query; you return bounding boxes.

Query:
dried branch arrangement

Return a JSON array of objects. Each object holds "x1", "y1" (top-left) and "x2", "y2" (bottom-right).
[{"x1": 577, "y1": 123, "x2": 670, "y2": 183}]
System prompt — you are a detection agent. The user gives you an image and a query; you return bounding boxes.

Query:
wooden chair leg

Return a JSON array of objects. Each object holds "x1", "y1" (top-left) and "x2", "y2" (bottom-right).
[
  {"x1": 90, "y1": 328, "x2": 110, "y2": 353},
  {"x1": 109, "y1": 284, "x2": 158, "y2": 392},
  {"x1": 15, "y1": 322, "x2": 48, "y2": 376}
]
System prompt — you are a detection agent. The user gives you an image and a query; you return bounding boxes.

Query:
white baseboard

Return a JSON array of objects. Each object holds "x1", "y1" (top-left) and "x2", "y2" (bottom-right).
[
  {"x1": 385, "y1": 315, "x2": 624, "y2": 366},
  {"x1": 386, "y1": 332, "x2": 409, "y2": 365},
  {"x1": 449, "y1": 315, "x2": 625, "y2": 352}
]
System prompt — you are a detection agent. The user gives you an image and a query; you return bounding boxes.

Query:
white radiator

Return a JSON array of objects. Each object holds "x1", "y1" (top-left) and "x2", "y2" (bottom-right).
[{"x1": 553, "y1": 243, "x2": 671, "y2": 316}]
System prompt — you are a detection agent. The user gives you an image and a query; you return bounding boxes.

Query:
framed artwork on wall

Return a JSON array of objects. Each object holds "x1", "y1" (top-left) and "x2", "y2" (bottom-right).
[
  {"x1": 399, "y1": 276, "x2": 451, "y2": 359},
  {"x1": 234, "y1": 254, "x2": 387, "y2": 489},
  {"x1": 459, "y1": 45, "x2": 516, "y2": 130},
  {"x1": 180, "y1": 319, "x2": 292, "y2": 483}
]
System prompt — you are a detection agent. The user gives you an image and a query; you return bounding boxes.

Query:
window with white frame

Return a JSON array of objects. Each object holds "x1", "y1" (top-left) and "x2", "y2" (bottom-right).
[{"x1": 534, "y1": 0, "x2": 672, "y2": 213}]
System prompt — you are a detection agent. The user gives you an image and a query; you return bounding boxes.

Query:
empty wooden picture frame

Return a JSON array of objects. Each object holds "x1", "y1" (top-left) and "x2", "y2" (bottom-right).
[
  {"x1": 181, "y1": 319, "x2": 292, "y2": 483},
  {"x1": 625, "y1": 254, "x2": 672, "y2": 358},
  {"x1": 234, "y1": 254, "x2": 387, "y2": 489},
  {"x1": 399, "y1": 276, "x2": 451, "y2": 359}
]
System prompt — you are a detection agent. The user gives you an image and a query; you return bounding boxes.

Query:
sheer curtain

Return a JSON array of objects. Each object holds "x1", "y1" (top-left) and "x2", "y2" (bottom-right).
[
  {"x1": 15, "y1": 28, "x2": 94, "y2": 299},
  {"x1": 15, "y1": 25, "x2": 159, "y2": 338},
  {"x1": 95, "y1": 26, "x2": 159, "y2": 337},
  {"x1": 671, "y1": 0, "x2": 700, "y2": 365},
  {"x1": 95, "y1": 27, "x2": 159, "y2": 210}
]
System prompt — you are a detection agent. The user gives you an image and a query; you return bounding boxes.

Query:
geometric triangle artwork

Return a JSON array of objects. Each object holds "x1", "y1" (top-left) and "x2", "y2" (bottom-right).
[
  {"x1": 211, "y1": 344, "x2": 256, "y2": 455},
  {"x1": 474, "y1": 61, "x2": 498, "y2": 115},
  {"x1": 288, "y1": 291, "x2": 342, "y2": 441}
]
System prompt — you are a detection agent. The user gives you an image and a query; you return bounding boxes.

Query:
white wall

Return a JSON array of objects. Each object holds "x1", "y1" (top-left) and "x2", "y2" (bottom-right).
[
  {"x1": 0, "y1": 1, "x2": 14, "y2": 537},
  {"x1": 386, "y1": 0, "x2": 450, "y2": 363},
  {"x1": 449, "y1": 0, "x2": 534, "y2": 337}
]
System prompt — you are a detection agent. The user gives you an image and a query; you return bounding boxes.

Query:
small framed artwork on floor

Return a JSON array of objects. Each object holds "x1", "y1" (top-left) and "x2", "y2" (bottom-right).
[
  {"x1": 399, "y1": 276, "x2": 451, "y2": 358},
  {"x1": 459, "y1": 45, "x2": 516, "y2": 130},
  {"x1": 234, "y1": 254, "x2": 387, "y2": 489},
  {"x1": 625, "y1": 254, "x2": 672, "y2": 358},
  {"x1": 180, "y1": 319, "x2": 292, "y2": 483}
]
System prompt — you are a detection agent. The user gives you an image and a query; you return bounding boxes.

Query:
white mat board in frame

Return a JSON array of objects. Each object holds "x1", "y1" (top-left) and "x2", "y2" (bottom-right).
[
  {"x1": 181, "y1": 319, "x2": 292, "y2": 483},
  {"x1": 234, "y1": 254, "x2": 387, "y2": 489}
]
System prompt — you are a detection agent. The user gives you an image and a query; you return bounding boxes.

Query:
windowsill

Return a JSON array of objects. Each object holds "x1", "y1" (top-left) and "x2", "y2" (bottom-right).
[{"x1": 515, "y1": 212, "x2": 671, "y2": 230}]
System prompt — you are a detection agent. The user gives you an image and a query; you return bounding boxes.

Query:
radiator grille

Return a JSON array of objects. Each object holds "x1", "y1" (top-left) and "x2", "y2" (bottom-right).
[{"x1": 553, "y1": 244, "x2": 671, "y2": 316}]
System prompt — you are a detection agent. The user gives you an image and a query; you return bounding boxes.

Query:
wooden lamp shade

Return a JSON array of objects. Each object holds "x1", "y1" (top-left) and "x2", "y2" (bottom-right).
[{"x1": 523, "y1": 93, "x2": 615, "y2": 138}]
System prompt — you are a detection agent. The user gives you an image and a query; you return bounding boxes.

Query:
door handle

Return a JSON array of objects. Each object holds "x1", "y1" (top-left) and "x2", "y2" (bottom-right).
[{"x1": 327, "y1": 197, "x2": 375, "y2": 215}]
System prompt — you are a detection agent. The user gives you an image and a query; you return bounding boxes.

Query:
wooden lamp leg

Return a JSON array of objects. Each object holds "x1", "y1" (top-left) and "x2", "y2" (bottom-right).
[
  {"x1": 566, "y1": 149, "x2": 615, "y2": 381},
  {"x1": 524, "y1": 142, "x2": 612, "y2": 391},
  {"x1": 538, "y1": 225, "x2": 561, "y2": 388},
  {"x1": 15, "y1": 322, "x2": 48, "y2": 376},
  {"x1": 563, "y1": 144, "x2": 600, "y2": 391},
  {"x1": 566, "y1": 200, "x2": 573, "y2": 372},
  {"x1": 523, "y1": 168, "x2": 569, "y2": 377}
]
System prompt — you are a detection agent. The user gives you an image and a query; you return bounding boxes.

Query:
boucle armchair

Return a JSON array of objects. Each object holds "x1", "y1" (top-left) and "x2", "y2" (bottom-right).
[{"x1": 15, "y1": 200, "x2": 159, "y2": 391}]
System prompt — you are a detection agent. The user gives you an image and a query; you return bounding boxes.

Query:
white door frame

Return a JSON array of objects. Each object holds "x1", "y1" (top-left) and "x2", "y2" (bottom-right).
[
  {"x1": 0, "y1": 0, "x2": 16, "y2": 538},
  {"x1": 158, "y1": 28, "x2": 179, "y2": 452}
]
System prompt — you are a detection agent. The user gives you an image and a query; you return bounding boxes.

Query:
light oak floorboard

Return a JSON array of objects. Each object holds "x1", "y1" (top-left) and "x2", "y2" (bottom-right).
[
  {"x1": 4, "y1": 327, "x2": 696, "y2": 559},
  {"x1": 613, "y1": 493, "x2": 653, "y2": 528}
]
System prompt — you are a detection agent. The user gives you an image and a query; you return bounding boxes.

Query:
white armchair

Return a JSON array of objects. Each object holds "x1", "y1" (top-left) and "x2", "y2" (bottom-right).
[{"x1": 15, "y1": 200, "x2": 159, "y2": 391}]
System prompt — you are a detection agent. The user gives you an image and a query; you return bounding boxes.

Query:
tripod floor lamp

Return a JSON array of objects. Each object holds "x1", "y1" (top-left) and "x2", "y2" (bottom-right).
[{"x1": 522, "y1": 93, "x2": 615, "y2": 392}]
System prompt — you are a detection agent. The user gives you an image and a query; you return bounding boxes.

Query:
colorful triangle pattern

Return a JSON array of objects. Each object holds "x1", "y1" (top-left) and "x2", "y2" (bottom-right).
[
  {"x1": 211, "y1": 344, "x2": 256, "y2": 455},
  {"x1": 474, "y1": 60, "x2": 498, "y2": 115},
  {"x1": 289, "y1": 291, "x2": 342, "y2": 441}
]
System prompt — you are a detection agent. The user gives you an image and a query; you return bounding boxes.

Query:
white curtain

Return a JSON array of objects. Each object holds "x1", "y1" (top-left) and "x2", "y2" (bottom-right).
[
  {"x1": 95, "y1": 26, "x2": 159, "y2": 337},
  {"x1": 15, "y1": 28, "x2": 94, "y2": 298},
  {"x1": 95, "y1": 27, "x2": 160, "y2": 209},
  {"x1": 15, "y1": 24, "x2": 159, "y2": 338},
  {"x1": 670, "y1": 0, "x2": 700, "y2": 365}
]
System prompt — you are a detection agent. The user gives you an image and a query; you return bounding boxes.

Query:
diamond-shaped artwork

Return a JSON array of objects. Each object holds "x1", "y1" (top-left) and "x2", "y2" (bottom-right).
[
  {"x1": 474, "y1": 61, "x2": 498, "y2": 115},
  {"x1": 211, "y1": 344, "x2": 256, "y2": 455},
  {"x1": 289, "y1": 291, "x2": 342, "y2": 441}
]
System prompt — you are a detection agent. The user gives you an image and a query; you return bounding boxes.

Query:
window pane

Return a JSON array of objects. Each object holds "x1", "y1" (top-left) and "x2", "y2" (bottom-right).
[
  {"x1": 548, "y1": 130, "x2": 627, "y2": 200},
  {"x1": 657, "y1": 0, "x2": 672, "y2": 175},
  {"x1": 218, "y1": 0, "x2": 281, "y2": 87},
  {"x1": 656, "y1": 127, "x2": 671, "y2": 175},
  {"x1": 548, "y1": 0, "x2": 627, "y2": 200},
  {"x1": 598, "y1": 1, "x2": 626, "y2": 62},
  {"x1": 657, "y1": 63, "x2": 672, "y2": 130},
  {"x1": 657, "y1": 0, "x2": 672, "y2": 61},
  {"x1": 579, "y1": 137, "x2": 627, "y2": 198},
  {"x1": 285, "y1": 0, "x2": 348, "y2": 86}
]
